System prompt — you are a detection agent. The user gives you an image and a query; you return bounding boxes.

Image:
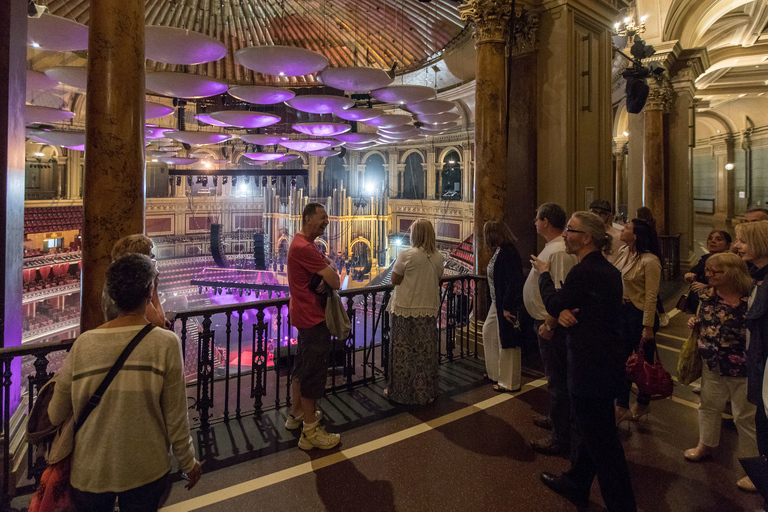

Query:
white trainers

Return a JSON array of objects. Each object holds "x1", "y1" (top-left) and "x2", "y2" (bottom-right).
[
  {"x1": 659, "y1": 313, "x2": 670, "y2": 327},
  {"x1": 298, "y1": 423, "x2": 340, "y2": 451},
  {"x1": 285, "y1": 410, "x2": 323, "y2": 430}
]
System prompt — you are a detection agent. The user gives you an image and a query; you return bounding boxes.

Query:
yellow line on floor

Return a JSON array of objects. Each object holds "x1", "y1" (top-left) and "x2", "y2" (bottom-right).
[
  {"x1": 656, "y1": 343, "x2": 681, "y2": 353},
  {"x1": 160, "y1": 379, "x2": 548, "y2": 512},
  {"x1": 657, "y1": 332, "x2": 688, "y2": 342}
]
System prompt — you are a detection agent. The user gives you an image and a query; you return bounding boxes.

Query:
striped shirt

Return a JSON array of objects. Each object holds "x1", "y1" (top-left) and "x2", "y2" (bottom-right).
[{"x1": 49, "y1": 325, "x2": 196, "y2": 493}]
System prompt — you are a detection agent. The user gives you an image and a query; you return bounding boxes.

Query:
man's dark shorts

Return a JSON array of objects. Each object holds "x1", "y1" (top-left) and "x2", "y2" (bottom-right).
[{"x1": 292, "y1": 321, "x2": 332, "y2": 400}]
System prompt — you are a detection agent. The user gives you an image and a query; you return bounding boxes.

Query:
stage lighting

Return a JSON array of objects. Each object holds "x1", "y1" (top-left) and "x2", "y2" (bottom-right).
[
  {"x1": 232, "y1": 177, "x2": 237, "y2": 186},
  {"x1": 176, "y1": 176, "x2": 182, "y2": 186},
  {"x1": 262, "y1": 176, "x2": 268, "y2": 186},
  {"x1": 244, "y1": 177, "x2": 250, "y2": 184},
  {"x1": 196, "y1": 176, "x2": 202, "y2": 184},
  {"x1": 213, "y1": 176, "x2": 218, "y2": 186},
  {"x1": 271, "y1": 177, "x2": 277, "y2": 185},
  {"x1": 291, "y1": 176, "x2": 297, "y2": 187},
  {"x1": 202, "y1": 177, "x2": 208, "y2": 186},
  {"x1": 187, "y1": 176, "x2": 193, "y2": 187},
  {"x1": 222, "y1": 177, "x2": 228, "y2": 185}
]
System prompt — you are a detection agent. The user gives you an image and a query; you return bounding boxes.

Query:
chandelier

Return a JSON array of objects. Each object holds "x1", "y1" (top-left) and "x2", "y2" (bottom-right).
[{"x1": 614, "y1": 3, "x2": 646, "y2": 38}]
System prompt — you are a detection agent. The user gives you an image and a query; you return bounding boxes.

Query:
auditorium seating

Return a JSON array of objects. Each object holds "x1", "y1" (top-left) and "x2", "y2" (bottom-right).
[{"x1": 24, "y1": 206, "x2": 83, "y2": 236}]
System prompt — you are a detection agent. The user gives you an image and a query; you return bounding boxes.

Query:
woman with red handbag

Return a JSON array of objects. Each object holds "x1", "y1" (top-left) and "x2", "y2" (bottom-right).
[
  {"x1": 683, "y1": 253, "x2": 757, "y2": 492},
  {"x1": 613, "y1": 218, "x2": 663, "y2": 424}
]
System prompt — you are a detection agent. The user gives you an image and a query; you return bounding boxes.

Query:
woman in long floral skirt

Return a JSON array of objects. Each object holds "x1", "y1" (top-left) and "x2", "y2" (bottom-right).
[{"x1": 386, "y1": 219, "x2": 445, "y2": 404}]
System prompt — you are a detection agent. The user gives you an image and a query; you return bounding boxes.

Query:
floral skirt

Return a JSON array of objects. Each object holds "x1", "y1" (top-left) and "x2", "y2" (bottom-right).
[{"x1": 387, "y1": 314, "x2": 439, "y2": 405}]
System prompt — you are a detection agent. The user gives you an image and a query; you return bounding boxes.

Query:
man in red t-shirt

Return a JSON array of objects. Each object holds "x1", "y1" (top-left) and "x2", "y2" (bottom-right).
[{"x1": 286, "y1": 202, "x2": 341, "y2": 450}]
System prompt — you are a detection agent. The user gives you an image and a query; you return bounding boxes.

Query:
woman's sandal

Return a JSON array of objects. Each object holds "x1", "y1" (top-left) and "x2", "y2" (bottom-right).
[{"x1": 493, "y1": 384, "x2": 510, "y2": 392}]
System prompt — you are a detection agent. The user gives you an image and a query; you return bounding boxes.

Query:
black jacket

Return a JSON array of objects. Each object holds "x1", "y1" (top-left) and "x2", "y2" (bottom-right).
[
  {"x1": 746, "y1": 266, "x2": 768, "y2": 405},
  {"x1": 490, "y1": 244, "x2": 525, "y2": 349},
  {"x1": 538, "y1": 250, "x2": 625, "y2": 397}
]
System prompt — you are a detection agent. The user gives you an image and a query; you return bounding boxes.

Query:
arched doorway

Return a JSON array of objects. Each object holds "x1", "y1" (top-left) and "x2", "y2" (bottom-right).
[
  {"x1": 322, "y1": 155, "x2": 346, "y2": 197},
  {"x1": 441, "y1": 150, "x2": 461, "y2": 201},
  {"x1": 402, "y1": 153, "x2": 425, "y2": 199},
  {"x1": 362, "y1": 154, "x2": 385, "y2": 196},
  {"x1": 349, "y1": 238, "x2": 372, "y2": 281}
]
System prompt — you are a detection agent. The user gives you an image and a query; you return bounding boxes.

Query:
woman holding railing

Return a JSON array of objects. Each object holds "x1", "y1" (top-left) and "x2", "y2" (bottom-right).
[{"x1": 386, "y1": 219, "x2": 445, "y2": 404}]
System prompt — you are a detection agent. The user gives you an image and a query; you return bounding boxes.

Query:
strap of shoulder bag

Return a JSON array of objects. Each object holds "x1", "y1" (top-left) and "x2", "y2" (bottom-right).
[{"x1": 74, "y1": 323, "x2": 155, "y2": 434}]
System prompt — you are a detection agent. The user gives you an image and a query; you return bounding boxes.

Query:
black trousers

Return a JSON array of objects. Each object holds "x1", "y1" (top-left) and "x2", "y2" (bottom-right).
[
  {"x1": 534, "y1": 320, "x2": 571, "y2": 446},
  {"x1": 565, "y1": 394, "x2": 637, "y2": 512},
  {"x1": 617, "y1": 302, "x2": 659, "y2": 409},
  {"x1": 72, "y1": 472, "x2": 169, "y2": 512},
  {"x1": 756, "y1": 400, "x2": 768, "y2": 458}
]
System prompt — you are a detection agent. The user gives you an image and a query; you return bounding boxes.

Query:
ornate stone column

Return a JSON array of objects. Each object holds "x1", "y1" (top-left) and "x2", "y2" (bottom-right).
[
  {"x1": 613, "y1": 136, "x2": 628, "y2": 217},
  {"x1": 387, "y1": 148, "x2": 399, "y2": 198},
  {"x1": 460, "y1": 0, "x2": 514, "y2": 276},
  {"x1": 1, "y1": 0, "x2": 26, "y2": 411},
  {"x1": 505, "y1": 8, "x2": 539, "y2": 261},
  {"x1": 308, "y1": 155, "x2": 319, "y2": 197},
  {"x1": 642, "y1": 84, "x2": 673, "y2": 233},
  {"x1": 426, "y1": 148, "x2": 436, "y2": 199},
  {"x1": 462, "y1": 143, "x2": 473, "y2": 202},
  {"x1": 82, "y1": 0, "x2": 146, "y2": 331}
]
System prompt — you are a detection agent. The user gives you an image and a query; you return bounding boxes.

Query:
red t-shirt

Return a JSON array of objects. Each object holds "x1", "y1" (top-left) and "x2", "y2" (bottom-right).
[{"x1": 287, "y1": 234, "x2": 330, "y2": 329}]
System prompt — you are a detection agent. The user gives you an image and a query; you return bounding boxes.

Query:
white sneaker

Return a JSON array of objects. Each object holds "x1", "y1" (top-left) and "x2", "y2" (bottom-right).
[
  {"x1": 298, "y1": 423, "x2": 340, "y2": 450},
  {"x1": 285, "y1": 410, "x2": 323, "y2": 430},
  {"x1": 659, "y1": 314, "x2": 670, "y2": 327}
]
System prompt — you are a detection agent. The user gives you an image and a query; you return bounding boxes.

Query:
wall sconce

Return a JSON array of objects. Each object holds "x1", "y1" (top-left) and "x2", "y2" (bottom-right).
[{"x1": 725, "y1": 163, "x2": 734, "y2": 171}]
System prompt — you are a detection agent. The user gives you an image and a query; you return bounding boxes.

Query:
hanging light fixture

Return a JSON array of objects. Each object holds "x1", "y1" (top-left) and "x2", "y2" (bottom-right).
[{"x1": 614, "y1": 2, "x2": 646, "y2": 38}]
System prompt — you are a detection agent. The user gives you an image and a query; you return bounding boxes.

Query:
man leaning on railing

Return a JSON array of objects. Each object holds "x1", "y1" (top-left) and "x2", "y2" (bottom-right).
[{"x1": 285, "y1": 202, "x2": 342, "y2": 451}]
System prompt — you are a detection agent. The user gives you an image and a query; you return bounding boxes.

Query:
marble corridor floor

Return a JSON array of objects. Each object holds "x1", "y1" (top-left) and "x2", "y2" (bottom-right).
[
  {"x1": 162, "y1": 308, "x2": 761, "y2": 512},
  {"x1": 13, "y1": 305, "x2": 763, "y2": 512}
]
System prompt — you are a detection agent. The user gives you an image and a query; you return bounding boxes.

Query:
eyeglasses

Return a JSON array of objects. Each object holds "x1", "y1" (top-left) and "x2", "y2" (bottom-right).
[
  {"x1": 704, "y1": 269, "x2": 724, "y2": 275},
  {"x1": 565, "y1": 227, "x2": 585, "y2": 234}
]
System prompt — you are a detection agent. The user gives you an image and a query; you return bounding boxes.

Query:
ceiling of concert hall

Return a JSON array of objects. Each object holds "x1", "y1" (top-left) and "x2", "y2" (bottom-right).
[{"x1": 37, "y1": 0, "x2": 467, "y2": 85}]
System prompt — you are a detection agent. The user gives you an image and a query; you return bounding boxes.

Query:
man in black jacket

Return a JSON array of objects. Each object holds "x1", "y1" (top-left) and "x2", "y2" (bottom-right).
[{"x1": 531, "y1": 211, "x2": 637, "y2": 512}]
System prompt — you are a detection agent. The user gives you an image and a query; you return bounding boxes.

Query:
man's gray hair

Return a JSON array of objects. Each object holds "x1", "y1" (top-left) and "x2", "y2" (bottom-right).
[{"x1": 572, "y1": 211, "x2": 612, "y2": 255}]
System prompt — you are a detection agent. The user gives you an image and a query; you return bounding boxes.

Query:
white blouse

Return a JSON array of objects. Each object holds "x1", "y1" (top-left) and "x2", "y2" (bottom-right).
[{"x1": 388, "y1": 247, "x2": 445, "y2": 317}]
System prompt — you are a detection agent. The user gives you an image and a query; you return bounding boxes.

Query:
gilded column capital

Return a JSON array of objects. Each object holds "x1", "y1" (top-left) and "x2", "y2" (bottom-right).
[
  {"x1": 644, "y1": 84, "x2": 675, "y2": 113},
  {"x1": 460, "y1": 0, "x2": 515, "y2": 45},
  {"x1": 511, "y1": 10, "x2": 539, "y2": 56}
]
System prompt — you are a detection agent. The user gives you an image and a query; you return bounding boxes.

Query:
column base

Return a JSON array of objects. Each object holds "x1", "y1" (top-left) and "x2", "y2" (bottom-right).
[{"x1": 0, "y1": 397, "x2": 30, "y2": 498}]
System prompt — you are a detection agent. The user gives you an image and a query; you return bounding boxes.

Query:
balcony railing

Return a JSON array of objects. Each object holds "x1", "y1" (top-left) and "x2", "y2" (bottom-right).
[{"x1": 0, "y1": 274, "x2": 484, "y2": 507}]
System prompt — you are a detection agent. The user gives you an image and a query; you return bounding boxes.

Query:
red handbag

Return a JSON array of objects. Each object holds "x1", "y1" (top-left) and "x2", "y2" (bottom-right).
[{"x1": 625, "y1": 338, "x2": 673, "y2": 400}]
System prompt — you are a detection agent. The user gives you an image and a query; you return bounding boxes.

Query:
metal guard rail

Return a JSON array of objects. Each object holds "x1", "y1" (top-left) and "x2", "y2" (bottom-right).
[{"x1": 0, "y1": 274, "x2": 485, "y2": 507}]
